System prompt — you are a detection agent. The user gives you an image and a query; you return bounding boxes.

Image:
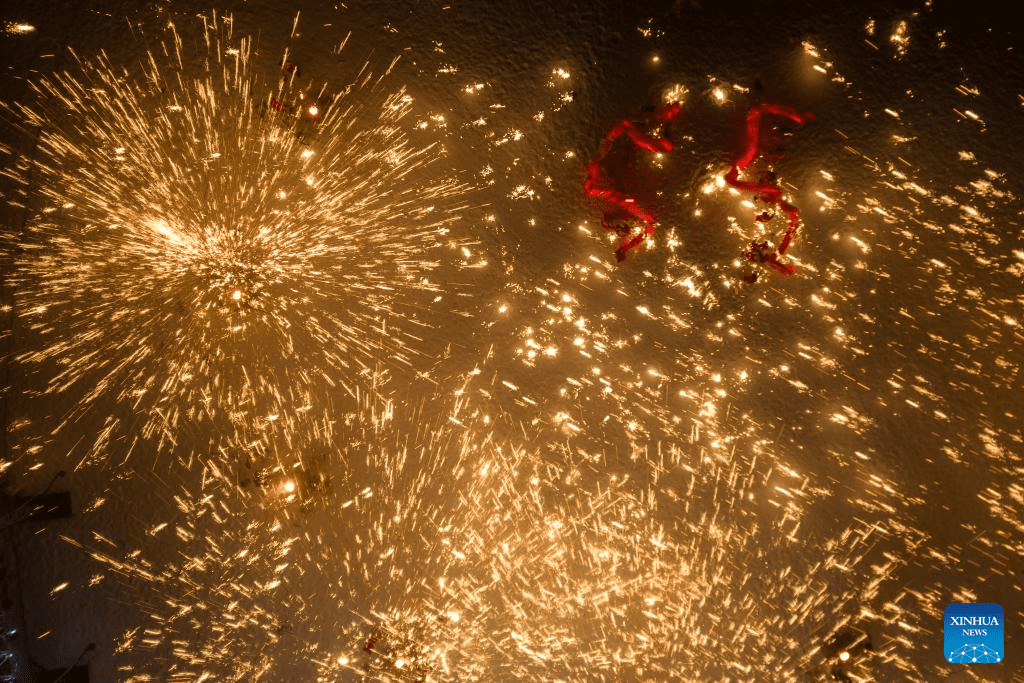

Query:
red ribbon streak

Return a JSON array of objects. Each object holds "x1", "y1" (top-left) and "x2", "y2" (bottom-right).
[
  {"x1": 583, "y1": 99, "x2": 813, "y2": 276},
  {"x1": 726, "y1": 103, "x2": 814, "y2": 276},
  {"x1": 583, "y1": 103, "x2": 682, "y2": 261}
]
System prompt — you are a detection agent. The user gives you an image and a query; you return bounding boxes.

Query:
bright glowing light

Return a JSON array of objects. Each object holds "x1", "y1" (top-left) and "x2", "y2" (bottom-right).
[
  {"x1": 663, "y1": 84, "x2": 688, "y2": 104},
  {"x1": 6, "y1": 14, "x2": 472, "y2": 464},
  {"x1": 839, "y1": 651, "x2": 850, "y2": 662},
  {"x1": 4, "y1": 22, "x2": 35, "y2": 34}
]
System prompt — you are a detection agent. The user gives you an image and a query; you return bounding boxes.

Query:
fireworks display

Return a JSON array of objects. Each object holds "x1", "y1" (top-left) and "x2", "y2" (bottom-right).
[{"x1": 1, "y1": 2, "x2": 1022, "y2": 683}]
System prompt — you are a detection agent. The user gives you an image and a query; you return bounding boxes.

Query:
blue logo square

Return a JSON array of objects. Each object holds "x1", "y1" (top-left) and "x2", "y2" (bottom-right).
[{"x1": 944, "y1": 603, "x2": 1003, "y2": 663}]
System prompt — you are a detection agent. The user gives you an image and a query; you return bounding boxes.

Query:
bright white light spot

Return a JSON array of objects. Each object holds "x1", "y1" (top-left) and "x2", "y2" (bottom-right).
[
  {"x1": 149, "y1": 219, "x2": 181, "y2": 244},
  {"x1": 664, "y1": 84, "x2": 688, "y2": 103},
  {"x1": 232, "y1": 290, "x2": 242, "y2": 301}
]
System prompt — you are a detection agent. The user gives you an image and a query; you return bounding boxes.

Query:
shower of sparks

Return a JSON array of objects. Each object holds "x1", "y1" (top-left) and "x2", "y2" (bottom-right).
[
  {"x1": 3, "y1": 14, "x2": 473, "y2": 469},
  {"x1": 70, "y1": 366, "x2": 922, "y2": 682},
  {"x1": 5, "y1": 5, "x2": 1024, "y2": 683}
]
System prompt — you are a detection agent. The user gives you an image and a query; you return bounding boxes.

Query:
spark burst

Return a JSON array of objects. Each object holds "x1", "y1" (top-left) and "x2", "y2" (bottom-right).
[
  {"x1": 63, "y1": 357, "x2": 920, "y2": 682},
  {"x1": 3, "y1": 13, "x2": 471, "y2": 469}
]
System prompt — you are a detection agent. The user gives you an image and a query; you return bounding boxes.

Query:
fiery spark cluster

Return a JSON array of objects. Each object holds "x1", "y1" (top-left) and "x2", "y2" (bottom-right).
[
  {"x1": 4, "y1": 14, "x2": 469, "y2": 468},
  {"x1": 73, "y1": 367, "x2": 919, "y2": 682}
]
